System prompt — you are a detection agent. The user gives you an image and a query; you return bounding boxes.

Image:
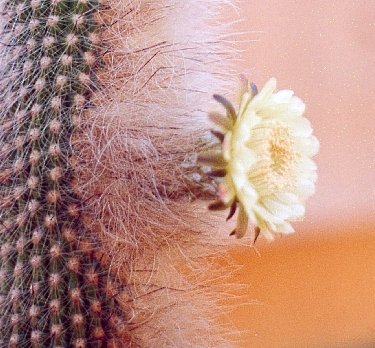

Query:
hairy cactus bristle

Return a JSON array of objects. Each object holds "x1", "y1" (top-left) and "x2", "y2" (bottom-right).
[{"x1": 0, "y1": 0, "x2": 128, "y2": 346}]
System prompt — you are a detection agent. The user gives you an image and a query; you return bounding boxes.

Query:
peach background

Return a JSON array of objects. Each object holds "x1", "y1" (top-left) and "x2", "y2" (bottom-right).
[{"x1": 225, "y1": 1, "x2": 375, "y2": 346}]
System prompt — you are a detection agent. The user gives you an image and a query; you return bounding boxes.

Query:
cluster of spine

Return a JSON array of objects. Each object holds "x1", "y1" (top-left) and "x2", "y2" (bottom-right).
[{"x1": 0, "y1": 0, "x2": 128, "y2": 346}]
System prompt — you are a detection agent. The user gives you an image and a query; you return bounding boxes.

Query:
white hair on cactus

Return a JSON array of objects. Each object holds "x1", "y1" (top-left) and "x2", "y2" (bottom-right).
[{"x1": 72, "y1": 0, "x2": 243, "y2": 346}]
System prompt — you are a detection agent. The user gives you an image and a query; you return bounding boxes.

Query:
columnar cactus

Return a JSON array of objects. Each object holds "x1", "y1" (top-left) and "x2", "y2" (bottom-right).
[{"x1": 0, "y1": 0, "x2": 127, "y2": 346}]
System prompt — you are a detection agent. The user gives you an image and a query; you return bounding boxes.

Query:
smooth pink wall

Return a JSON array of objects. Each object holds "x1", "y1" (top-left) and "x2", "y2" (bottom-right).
[
  {"x1": 224, "y1": 3, "x2": 375, "y2": 345},
  {"x1": 235, "y1": 0, "x2": 375, "y2": 229}
]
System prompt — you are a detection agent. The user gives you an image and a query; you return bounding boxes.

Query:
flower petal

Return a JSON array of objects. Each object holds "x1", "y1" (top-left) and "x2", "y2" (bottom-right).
[
  {"x1": 217, "y1": 176, "x2": 236, "y2": 205},
  {"x1": 234, "y1": 204, "x2": 249, "y2": 238},
  {"x1": 291, "y1": 117, "x2": 313, "y2": 137},
  {"x1": 208, "y1": 77, "x2": 318, "y2": 239},
  {"x1": 276, "y1": 222, "x2": 295, "y2": 234},
  {"x1": 295, "y1": 135, "x2": 320, "y2": 157},
  {"x1": 251, "y1": 78, "x2": 277, "y2": 110},
  {"x1": 222, "y1": 131, "x2": 232, "y2": 161},
  {"x1": 253, "y1": 204, "x2": 284, "y2": 225}
]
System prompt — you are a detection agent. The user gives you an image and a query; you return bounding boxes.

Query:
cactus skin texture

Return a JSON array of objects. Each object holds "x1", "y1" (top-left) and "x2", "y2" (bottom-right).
[{"x1": 0, "y1": 0, "x2": 127, "y2": 346}]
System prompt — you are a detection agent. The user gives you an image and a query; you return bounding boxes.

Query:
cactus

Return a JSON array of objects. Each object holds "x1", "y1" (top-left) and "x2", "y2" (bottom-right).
[{"x1": 0, "y1": 0, "x2": 128, "y2": 346}]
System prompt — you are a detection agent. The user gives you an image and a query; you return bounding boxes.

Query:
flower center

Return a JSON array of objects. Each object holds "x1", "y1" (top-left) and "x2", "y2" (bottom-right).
[
  {"x1": 269, "y1": 125, "x2": 295, "y2": 176},
  {"x1": 248, "y1": 122, "x2": 298, "y2": 195}
]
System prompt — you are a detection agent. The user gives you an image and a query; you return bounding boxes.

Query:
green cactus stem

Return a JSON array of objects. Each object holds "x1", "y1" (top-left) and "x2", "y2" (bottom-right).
[{"x1": 0, "y1": 0, "x2": 128, "y2": 346}]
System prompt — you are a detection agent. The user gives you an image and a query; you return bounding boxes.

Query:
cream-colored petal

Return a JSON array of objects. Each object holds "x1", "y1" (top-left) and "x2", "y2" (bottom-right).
[
  {"x1": 222, "y1": 131, "x2": 232, "y2": 161},
  {"x1": 235, "y1": 109, "x2": 260, "y2": 144},
  {"x1": 261, "y1": 198, "x2": 293, "y2": 220},
  {"x1": 235, "y1": 204, "x2": 249, "y2": 238},
  {"x1": 260, "y1": 227, "x2": 275, "y2": 240},
  {"x1": 296, "y1": 157, "x2": 317, "y2": 174},
  {"x1": 237, "y1": 185, "x2": 258, "y2": 221},
  {"x1": 276, "y1": 222, "x2": 295, "y2": 234},
  {"x1": 287, "y1": 95, "x2": 305, "y2": 117},
  {"x1": 295, "y1": 135, "x2": 320, "y2": 157},
  {"x1": 253, "y1": 204, "x2": 284, "y2": 225},
  {"x1": 289, "y1": 204, "x2": 305, "y2": 219},
  {"x1": 249, "y1": 78, "x2": 277, "y2": 110},
  {"x1": 238, "y1": 91, "x2": 252, "y2": 119},
  {"x1": 208, "y1": 112, "x2": 233, "y2": 132},
  {"x1": 296, "y1": 178, "x2": 316, "y2": 200},
  {"x1": 258, "y1": 103, "x2": 289, "y2": 119},
  {"x1": 274, "y1": 192, "x2": 299, "y2": 205},
  {"x1": 291, "y1": 117, "x2": 313, "y2": 137},
  {"x1": 271, "y1": 89, "x2": 294, "y2": 104},
  {"x1": 217, "y1": 177, "x2": 236, "y2": 205},
  {"x1": 308, "y1": 135, "x2": 320, "y2": 156}
]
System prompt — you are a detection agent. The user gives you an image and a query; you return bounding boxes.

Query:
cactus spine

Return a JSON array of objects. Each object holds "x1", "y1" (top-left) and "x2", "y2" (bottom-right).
[{"x1": 0, "y1": 0, "x2": 127, "y2": 346}]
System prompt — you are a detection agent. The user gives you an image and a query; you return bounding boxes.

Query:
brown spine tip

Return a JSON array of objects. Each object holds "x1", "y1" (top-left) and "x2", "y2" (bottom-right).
[
  {"x1": 48, "y1": 273, "x2": 61, "y2": 289},
  {"x1": 72, "y1": 314, "x2": 85, "y2": 327},
  {"x1": 26, "y1": 38, "x2": 37, "y2": 51},
  {"x1": 74, "y1": 338, "x2": 86, "y2": 348},
  {"x1": 47, "y1": 15, "x2": 60, "y2": 27},
  {"x1": 90, "y1": 300, "x2": 102, "y2": 314},
  {"x1": 34, "y1": 78, "x2": 46, "y2": 92},
  {"x1": 13, "y1": 158, "x2": 25, "y2": 173},
  {"x1": 28, "y1": 199, "x2": 40, "y2": 214},
  {"x1": 31, "y1": 103, "x2": 42, "y2": 118},
  {"x1": 85, "y1": 268, "x2": 99, "y2": 286},
  {"x1": 15, "y1": 135, "x2": 25, "y2": 149},
  {"x1": 0, "y1": 242, "x2": 12, "y2": 258},
  {"x1": 30, "y1": 256, "x2": 42, "y2": 269},
  {"x1": 62, "y1": 228, "x2": 77, "y2": 243},
  {"x1": 29, "y1": 305, "x2": 40, "y2": 319},
  {"x1": 50, "y1": 244, "x2": 62, "y2": 259},
  {"x1": 72, "y1": 14, "x2": 85, "y2": 27},
  {"x1": 44, "y1": 214, "x2": 57, "y2": 229},
  {"x1": 23, "y1": 60, "x2": 33, "y2": 73},
  {"x1": 10, "y1": 314, "x2": 20, "y2": 326},
  {"x1": 16, "y1": 212, "x2": 28, "y2": 227},
  {"x1": 30, "y1": 282, "x2": 41, "y2": 297},
  {"x1": 31, "y1": 331, "x2": 42, "y2": 344},
  {"x1": 67, "y1": 257, "x2": 80, "y2": 273},
  {"x1": 40, "y1": 56, "x2": 52, "y2": 70},
  {"x1": 50, "y1": 324, "x2": 63, "y2": 337},
  {"x1": 10, "y1": 289, "x2": 20, "y2": 303},
  {"x1": 13, "y1": 262, "x2": 23, "y2": 278},
  {"x1": 47, "y1": 189, "x2": 61, "y2": 203},
  {"x1": 83, "y1": 51, "x2": 96, "y2": 66},
  {"x1": 30, "y1": 0, "x2": 42, "y2": 9},
  {"x1": 49, "y1": 119, "x2": 62, "y2": 134},
  {"x1": 61, "y1": 54, "x2": 73, "y2": 66},
  {"x1": 92, "y1": 326, "x2": 105, "y2": 339},
  {"x1": 43, "y1": 36, "x2": 56, "y2": 48},
  {"x1": 56, "y1": 75, "x2": 68, "y2": 88},
  {"x1": 74, "y1": 94, "x2": 86, "y2": 107},
  {"x1": 48, "y1": 144, "x2": 61, "y2": 158},
  {"x1": 66, "y1": 33, "x2": 79, "y2": 47},
  {"x1": 68, "y1": 203, "x2": 80, "y2": 218},
  {"x1": 16, "y1": 237, "x2": 26, "y2": 252},
  {"x1": 70, "y1": 288, "x2": 82, "y2": 304},
  {"x1": 9, "y1": 334, "x2": 19, "y2": 347},
  {"x1": 51, "y1": 96, "x2": 62, "y2": 111},
  {"x1": 31, "y1": 229, "x2": 43, "y2": 245},
  {"x1": 27, "y1": 176, "x2": 40, "y2": 190},
  {"x1": 49, "y1": 167, "x2": 62, "y2": 182},
  {"x1": 29, "y1": 19, "x2": 40, "y2": 31},
  {"x1": 29, "y1": 128, "x2": 41, "y2": 141},
  {"x1": 49, "y1": 299, "x2": 61, "y2": 314}
]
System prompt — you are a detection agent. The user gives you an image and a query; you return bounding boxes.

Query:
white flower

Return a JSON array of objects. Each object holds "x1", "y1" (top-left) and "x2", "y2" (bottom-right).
[{"x1": 202, "y1": 78, "x2": 319, "y2": 240}]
